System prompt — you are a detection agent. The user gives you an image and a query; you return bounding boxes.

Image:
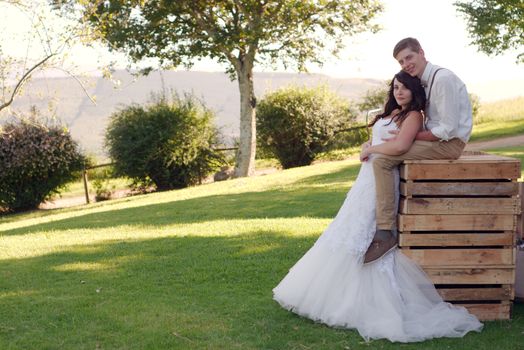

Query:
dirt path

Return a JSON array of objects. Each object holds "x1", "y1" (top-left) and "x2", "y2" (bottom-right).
[{"x1": 39, "y1": 188, "x2": 132, "y2": 210}]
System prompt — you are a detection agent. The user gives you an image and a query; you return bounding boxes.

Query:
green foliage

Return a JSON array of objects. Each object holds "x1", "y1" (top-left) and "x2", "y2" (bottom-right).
[
  {"x1": 91, "y1": 166, "x2": 116, "y2": 202},
  {"x1": 357, "y1": 83, "x2": 389, "y2": 113},
  {"x1": 0, "y1": 119, "x2": 84, "y2": 212},
  {"x1": 53, "y1": 0, "x2": 383, "y2": 177},
  {"x1": 327, "y1": 125, "x2": 369, "y2": 151},
  {"x1": 257, "y1": 85, "x2": 357, "y2": 168},
  {"x1": 469, "y1": 93, "x2": 481, "y2": 122},
  {"x1": 105, "y1": 95, "x2": 223, "y2": 190},
  {"x1": 54, "y1": 1, "x2": 383, "y2": 75},
  {"x1": 455, "y1": 0, "x2": 524, "y2": 62}
]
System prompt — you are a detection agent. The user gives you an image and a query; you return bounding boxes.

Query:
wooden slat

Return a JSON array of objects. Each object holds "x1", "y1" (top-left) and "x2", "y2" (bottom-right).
[
  {"x1": 437, "y1": 285, "x2": 513, "y2": 301},
  {"x1": 423, "y1": 267, "x2": 515, "y2": 284},
  {"x1": 403, "y1": 248, "x2": 514, "y2": 266},
  {"x1": 400, "y1": 161, "x2": 521, "y2": 180},
  {"x1": 400, "y1": 181, "x2": 519, "y2": 197},
  {"x1": 399, "y1": 232, "x2": 514, "y2": 247},
  {"x1": 457, "y1": 302, "x2": 511, "y2": 321},
  {"x1": 404, "y1": 153, "x2": 519, "y2": 164},
  {"x1": 400, "y1": 197, "x2": 520, "y2": 215},
  {"x1": 518, "y1": 182, "x2": 523, "y2": 240},
  {"x1": 398, "y1": 214, "x2": 516, "y2": 231}
]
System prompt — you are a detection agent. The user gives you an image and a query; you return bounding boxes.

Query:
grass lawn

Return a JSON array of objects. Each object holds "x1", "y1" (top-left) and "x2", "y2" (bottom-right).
[
  {"x1": 484, "y1": 145, "x2": 524, "y2": 180},
  {"x1": 58, "y1": 177, "x2": 132, "y2": 199},
  {"x1": 470, "y1": 96, "x2": 524, "y2": 142},
  {"x1": 470, "y1": 118, "x2": 524, "y2": 142},
  {"x1": 1, "y1": 159, "x2": 523, "y2": 349}
]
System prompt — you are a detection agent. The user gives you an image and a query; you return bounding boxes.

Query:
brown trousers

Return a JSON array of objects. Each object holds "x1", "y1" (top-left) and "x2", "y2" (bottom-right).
[{"x1": 373, "y1": 138, "x2": 465, "y2": 230}]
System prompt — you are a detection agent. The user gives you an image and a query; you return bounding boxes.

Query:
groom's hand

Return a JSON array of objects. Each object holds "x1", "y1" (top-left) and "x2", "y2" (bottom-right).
[{"x1": 382, "y1": 130, "x2": 399, "y2": 142}]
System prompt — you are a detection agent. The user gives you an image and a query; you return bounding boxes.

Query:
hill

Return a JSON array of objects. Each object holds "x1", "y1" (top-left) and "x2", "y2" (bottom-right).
[{"x1": 4, "y1": 70, "x2": 383, "y2": 157}]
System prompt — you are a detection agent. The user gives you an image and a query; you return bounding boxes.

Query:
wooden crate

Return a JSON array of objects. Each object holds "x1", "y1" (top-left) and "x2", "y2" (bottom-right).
[{"x1": 398, "y1": 153, "x2": 521, "y2": 321}]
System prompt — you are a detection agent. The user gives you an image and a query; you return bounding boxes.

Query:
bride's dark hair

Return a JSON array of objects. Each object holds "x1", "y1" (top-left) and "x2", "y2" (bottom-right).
[{"x1": 369, "y1": 71, "x2": 426, "y2": 127}]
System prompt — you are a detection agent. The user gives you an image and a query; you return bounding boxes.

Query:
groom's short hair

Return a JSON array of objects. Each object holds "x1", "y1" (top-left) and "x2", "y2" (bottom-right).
[{"x1": 393, "y1": 38, "x2": 422, "y2": 57}]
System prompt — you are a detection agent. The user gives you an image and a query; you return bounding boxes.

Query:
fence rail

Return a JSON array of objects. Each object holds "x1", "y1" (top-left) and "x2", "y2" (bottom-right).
[{"x1": 81, "y1": 121, "x2": 373, "y2": 204}]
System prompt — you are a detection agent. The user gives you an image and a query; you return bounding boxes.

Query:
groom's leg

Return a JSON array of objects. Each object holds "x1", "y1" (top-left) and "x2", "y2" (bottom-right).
[
  {"x1": 373, "y1": 139, "x2": 465, "y2": 230},
  {"x1": 364, "y1": 139, "x2": 465, "y2": 264}
]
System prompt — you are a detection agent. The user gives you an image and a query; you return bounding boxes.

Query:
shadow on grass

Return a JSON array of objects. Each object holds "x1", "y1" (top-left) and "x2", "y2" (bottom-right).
[
  {"x1": 1, "y1": 162, "x2": 362, "y2": 236},
  {"x1": 0, "y1": 231, "x2": 331, "y2": 349},
  {"x1": 1, "y1": 232, "x2": 522, "y2": 349}
]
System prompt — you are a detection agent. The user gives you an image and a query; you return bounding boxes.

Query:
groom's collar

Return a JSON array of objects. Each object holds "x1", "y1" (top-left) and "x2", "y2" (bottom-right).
[{"x1": 420, "y1": 62, "x2": 434, "y2": 88}]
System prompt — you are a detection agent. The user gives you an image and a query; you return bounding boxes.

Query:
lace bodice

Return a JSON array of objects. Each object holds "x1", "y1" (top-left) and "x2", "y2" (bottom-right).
[{"x1": 316, "y1": 117, "x2": 400, "y2": 262}]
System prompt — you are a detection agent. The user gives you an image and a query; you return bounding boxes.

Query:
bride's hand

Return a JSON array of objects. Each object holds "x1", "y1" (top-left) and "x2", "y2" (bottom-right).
[{"x1": 360, "y1": 147, "x2": 370, "y2": 162}]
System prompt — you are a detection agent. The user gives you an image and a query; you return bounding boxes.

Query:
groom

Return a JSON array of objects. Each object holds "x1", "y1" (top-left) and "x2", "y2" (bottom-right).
[{"x1": 364, "y1": 37, "x2": 473, "y2": 264}]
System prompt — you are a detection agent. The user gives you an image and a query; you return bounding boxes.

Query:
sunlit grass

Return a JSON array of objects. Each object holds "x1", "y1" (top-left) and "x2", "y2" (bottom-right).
[
  {"x1": 471, "y1": 97, "x2": 524, "y2": 142},
  {"x1": 1, "y1": 158, "x2": 522, "y2": 349},
  {"x1": 476, "y1": 96, "x2": 524, "y2": 124},
  {"x1": 59, "y1": 177, "x2": 132, "y2": 199},
  {"x1": 471, "y1": 118, "x2": 524, "y2": 142}
]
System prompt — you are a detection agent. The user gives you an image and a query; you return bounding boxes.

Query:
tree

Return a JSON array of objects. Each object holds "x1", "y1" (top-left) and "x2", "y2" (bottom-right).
[
  {"x1": 356, "y1": 83, "x2": 388, "y2": 114},
  {"x1": 455, "y1": 0, "x2": 524, "y2": 62},
  {"x1": 0, "y1": 0, "x2": 93, "y2": 115},
  {"x1": 52, "y1": 0, "x2": 383, "y2": 177}
]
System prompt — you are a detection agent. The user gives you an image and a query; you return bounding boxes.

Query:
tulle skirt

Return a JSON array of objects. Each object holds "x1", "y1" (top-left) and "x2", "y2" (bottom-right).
[{"x1": 273, "y1": 242, "x2": 483, "y2": 342}]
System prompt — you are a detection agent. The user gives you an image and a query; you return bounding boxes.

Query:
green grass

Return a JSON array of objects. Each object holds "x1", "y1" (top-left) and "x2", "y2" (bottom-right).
[
  {"x1": 1, "y1": 159, "x2": 523, "y2": 349},
  {"x1": 470, "y1": 96, "x2": 524, "y2": 142},
  {"x1": 470, "y1": 118, "x2": 524, "y2": 142},
  {"x1": 476, "y1": 97, "x2": 524, "y2": 124},
  {"x1": 485, "y1": 145, "x2": 524, "y2": 179},
  {"x1": 59, "y1": 177, "x2": 132, "y2": 199}
]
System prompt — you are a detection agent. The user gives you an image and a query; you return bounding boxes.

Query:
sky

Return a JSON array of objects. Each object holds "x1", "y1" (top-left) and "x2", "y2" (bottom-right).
[
  {"x1": 189, "y1": 0, "x2": 524, "y2": 101},
  {"x1": 1, "y1": 0, "x2": 523, "y2": 102}
]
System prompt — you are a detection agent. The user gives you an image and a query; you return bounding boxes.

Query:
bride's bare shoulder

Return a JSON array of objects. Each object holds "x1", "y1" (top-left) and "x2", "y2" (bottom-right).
[{"x1": 405, "y1": 110, "x2": 423, "y2": 119}]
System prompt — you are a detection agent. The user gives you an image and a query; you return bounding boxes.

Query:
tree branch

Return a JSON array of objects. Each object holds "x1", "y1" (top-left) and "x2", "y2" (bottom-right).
[
  {"x1": 52, "y1": 67, "x2": 97, "y2": 105},
  {"x1": 0, "y1": 53, "x2": 56, "y2": 112}
]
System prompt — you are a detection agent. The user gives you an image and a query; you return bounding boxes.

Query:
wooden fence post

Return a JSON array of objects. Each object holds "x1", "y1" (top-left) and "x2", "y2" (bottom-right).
[{"x1": 82, "y1": 168, "x2": 90, "y2": 204}]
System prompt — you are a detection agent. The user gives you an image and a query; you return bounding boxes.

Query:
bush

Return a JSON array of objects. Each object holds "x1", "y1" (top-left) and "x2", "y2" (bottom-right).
[
  {"x1": 469, "y1": 93, "x2": 480, "y2": 122},
  {"x1": 356, "y1": 83, "x2": 389, "y2": 114},
  {"x1": 325, "y1": 125, "x2": 369, "y2": 151},
  {"x1": 0, "y1": 119, "x2": 85, "y2": 212},
  {"x1": 91, "y1": 167, "x2": 116, "y2": 201},
  {"x1": 256, "y1": 85, "x2": 357, "y2": 168},
  {"x1": 105, "y1": 95, "x2": 223, "y2": 190}
]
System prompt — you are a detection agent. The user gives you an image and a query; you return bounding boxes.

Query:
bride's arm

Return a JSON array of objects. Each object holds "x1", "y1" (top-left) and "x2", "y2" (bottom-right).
[{"x1": 360, "y1": 111, "x2": 423, "y2": 160}]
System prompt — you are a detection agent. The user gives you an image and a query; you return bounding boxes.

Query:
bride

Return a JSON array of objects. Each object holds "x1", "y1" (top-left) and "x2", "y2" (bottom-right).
[{"x1": 272, "y1": 71, "x2": 483, "y2": 343}]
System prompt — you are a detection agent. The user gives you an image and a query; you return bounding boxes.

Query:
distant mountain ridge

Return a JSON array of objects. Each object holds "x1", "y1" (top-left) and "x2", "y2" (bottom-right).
[{"x1": 6, "y1": 70, "x2": 383, "y2": 156}]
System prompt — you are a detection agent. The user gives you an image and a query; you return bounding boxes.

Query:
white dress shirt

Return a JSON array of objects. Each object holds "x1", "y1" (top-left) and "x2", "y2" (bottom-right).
[{"x1": 421, "y1": 62, "x2": 472, "y2": 143}]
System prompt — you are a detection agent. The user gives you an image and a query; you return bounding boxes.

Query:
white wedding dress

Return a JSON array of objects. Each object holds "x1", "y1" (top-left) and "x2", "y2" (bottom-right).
[{"x1": 273, "y1": 117, "x2": 483, "y2": 342}]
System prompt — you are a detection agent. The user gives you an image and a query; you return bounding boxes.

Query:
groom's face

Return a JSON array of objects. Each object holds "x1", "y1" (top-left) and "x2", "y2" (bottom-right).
[{"x1": 395, "y1": 48, "x2": 426, "y2": 78}]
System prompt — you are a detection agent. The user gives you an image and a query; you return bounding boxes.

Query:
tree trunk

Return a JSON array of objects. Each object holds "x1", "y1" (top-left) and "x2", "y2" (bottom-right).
[{"x1": 234, "y1": 64, "x2": 256, "y2": 177}]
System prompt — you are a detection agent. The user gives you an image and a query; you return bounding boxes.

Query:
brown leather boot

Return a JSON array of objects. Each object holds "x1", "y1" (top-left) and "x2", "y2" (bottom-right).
[{"x1": 363, "y1": 229, "x2": 397, "y2": 264}]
